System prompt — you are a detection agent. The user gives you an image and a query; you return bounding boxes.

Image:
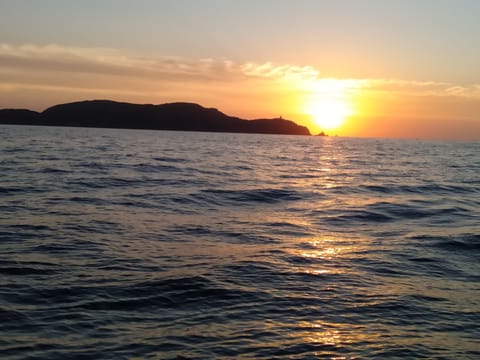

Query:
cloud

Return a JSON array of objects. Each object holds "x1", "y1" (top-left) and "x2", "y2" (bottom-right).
[
  {"x1": 0, "y1": 43, "x2": 349, "y2": 111},
  {"x1": 0, "y1": 81, "x2": 150, "y2": 97},
  {"x1": 443, "y1": 84, "x2": 480, "y2": 98},
  {"x1": 364, "y1": 78, "x2": 480, "y2": 98},
  {"x1": 241, "y1": 62, "x2": 320, "y2": 81},
  {"x1": 0, "y1": 43, "x2": 249, "y2": 82},
  {"x1": 1, "y1": 43, "x2": 479, "y2": 111},
  {"x1": 0, "y1": 43, "x2": 331, "y2": 85}
]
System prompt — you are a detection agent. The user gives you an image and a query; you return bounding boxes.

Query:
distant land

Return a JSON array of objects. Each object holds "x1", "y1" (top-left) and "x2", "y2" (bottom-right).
[{"x1": 0, "y1": 100, "x2": 311, "y2": 136}]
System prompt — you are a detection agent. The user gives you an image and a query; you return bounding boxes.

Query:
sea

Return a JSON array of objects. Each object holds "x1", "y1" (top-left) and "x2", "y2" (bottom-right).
[{"x1": 0, "y1": 125, "x2": 479, "y2": 359}]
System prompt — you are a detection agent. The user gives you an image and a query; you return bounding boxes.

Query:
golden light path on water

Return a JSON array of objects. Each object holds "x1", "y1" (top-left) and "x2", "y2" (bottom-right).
[{"x1": 2, "y1": 126, "x2": 478, "y2": 358}]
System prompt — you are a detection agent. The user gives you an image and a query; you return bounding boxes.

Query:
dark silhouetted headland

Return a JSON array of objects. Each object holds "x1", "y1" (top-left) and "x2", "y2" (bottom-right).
[
  {"x1": 0, "y1": 100, "x2": 311, "y2": 135},
  {"x1": 0, "y1": 109, "x2": 40, "y2": 124}
]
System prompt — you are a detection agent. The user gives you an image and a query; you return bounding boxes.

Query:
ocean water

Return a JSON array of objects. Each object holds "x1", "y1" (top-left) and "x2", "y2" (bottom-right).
[{"x1": 0, "y1": 125, "x2": 479, "y2": 359}]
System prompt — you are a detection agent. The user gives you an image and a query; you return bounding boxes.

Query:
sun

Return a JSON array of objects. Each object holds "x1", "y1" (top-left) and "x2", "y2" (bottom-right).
[
  {"x1": 308, "y1": 98, "x2": 352, "y2": 131},
  {"x1": 298, "y1": 78, "x2": 360, "y2": 133}
]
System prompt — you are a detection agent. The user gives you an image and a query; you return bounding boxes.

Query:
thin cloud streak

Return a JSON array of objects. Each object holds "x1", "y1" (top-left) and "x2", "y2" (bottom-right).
[
  {"x1": 365, "y1": 78, "x2": 480, "y2": 98},
  {"x1": 1, "y1": 43, "x2": 480, "y2": 107},
  {"x1": 0, "y1": 44, "x2": 248, "y2": 83}
]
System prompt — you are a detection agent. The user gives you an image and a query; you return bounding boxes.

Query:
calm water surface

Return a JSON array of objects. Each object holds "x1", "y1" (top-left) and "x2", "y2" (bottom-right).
[{"x1": 1, "y1": 125, "x2": 479, "y2": 359}]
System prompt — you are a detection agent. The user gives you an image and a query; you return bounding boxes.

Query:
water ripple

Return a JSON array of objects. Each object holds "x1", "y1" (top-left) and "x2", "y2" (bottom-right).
[{"x1": 0, "y1": 127, "x2": 479, "y2": 359}]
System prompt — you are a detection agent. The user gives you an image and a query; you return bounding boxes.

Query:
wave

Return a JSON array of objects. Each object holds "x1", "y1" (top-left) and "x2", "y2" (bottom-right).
[
  {"x1": 199, "y1": 188, "x2": 303, "y2": 204},
  {"x1": 331, "y1": 183, "x2": 479, "y2": 195},
  {"x1": 1, "y1": 127, "x2": 479, "y2": 359},
  {"x1": 408, "y1": 234, "x2": 480, "y2": 251}
]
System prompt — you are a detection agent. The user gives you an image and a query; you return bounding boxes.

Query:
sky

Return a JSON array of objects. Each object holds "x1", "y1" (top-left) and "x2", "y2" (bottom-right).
[{"x1": 1, "y1": 0, "x2": 479, "y2": 139}]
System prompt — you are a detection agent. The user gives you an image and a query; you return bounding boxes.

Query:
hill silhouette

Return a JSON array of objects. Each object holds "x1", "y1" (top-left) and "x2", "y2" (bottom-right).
[{"x1": 0, "y1": 100, "x2": 310, "y2": 135}]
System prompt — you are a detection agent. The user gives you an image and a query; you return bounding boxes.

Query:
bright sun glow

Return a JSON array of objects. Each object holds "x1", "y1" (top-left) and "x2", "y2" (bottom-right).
[
  {"x1": 307, "y1": 98, "x2": 352, "y2": 130},
  {"x1": 298, "y1": 78, "x2": 360, "y2": 133}
]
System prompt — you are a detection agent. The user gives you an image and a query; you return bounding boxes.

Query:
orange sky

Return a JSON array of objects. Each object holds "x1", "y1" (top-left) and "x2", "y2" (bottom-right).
[{"x1": 1, "y1": 1, "x2": 479, "y2": 140}]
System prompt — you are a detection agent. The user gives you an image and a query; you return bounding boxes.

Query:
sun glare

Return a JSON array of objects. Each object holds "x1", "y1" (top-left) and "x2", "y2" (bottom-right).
[
  {"x1": 307, "y1": 98, "x2": 352, "y2": 131},
  {"x1": 297, "y1": 78, "x2": 361, "y2": 133}
]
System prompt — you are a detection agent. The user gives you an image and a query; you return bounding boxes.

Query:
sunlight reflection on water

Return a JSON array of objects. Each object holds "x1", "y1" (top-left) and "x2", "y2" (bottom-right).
[{"x1": 0, "y1": 126, "x2": 479, "y2": 359}]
